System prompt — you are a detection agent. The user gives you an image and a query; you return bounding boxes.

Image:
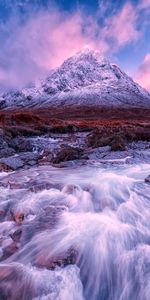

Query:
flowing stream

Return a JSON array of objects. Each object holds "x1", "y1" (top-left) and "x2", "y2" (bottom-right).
[{"x1": 0, "y1": 162, "x2": 150, "y2": 300}]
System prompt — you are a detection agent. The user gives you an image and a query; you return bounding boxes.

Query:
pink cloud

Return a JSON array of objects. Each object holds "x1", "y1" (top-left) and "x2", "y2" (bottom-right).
[
  {"x1": 0, "y1": 9, "x2": 102, "y2": 91},
  {"x1": 0, "y1": 7, "x2": 110, "y2": 91},
  {"x1": 135, "y1": 54, "x2": 150, "y2": 90},
  {"x1": 0, "y1": 0, "x2": 149, "y2": 91},
  {"x1": 138, "y1": 0, "x2": 150, "y2": 10},
  {"x1": 101, "y1": 2, "x2": 140, "y2": 49}
]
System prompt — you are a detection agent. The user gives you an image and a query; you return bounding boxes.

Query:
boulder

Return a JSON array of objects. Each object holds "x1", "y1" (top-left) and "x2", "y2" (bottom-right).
[
  {"x1": 0, "y1": 129, "x2": 12, "y2": 147},
  {"x1": 110, "y1": 135, "x2": 127, "y2": 151},
  {"x1": 0, "y1": 156, "x2": 24, "y2": 170},
  {"x1": 38, "y1": 149, "x2": 54, "y2": 165},
  {"x1": 19, "y1": 152, "x2": 39, "y2": 162},
  {"x1": 0, "y1": 147, "x2": 15, "y2": 159},
  {"x1": 52, "y1": 146, "x2": 83, "y2": 164},
  {"x1": 86, "y1": 129, "x2": 127, "y2": 151},
  {"x1": 35, "y1": 247, "x2": 78, "y2": 269},
  {"x1": 86, "y1": 129, "x2": 111, "y2": 148},
  {"x1": 9, "y1": 137, "x2": 33, "y2": 152}
]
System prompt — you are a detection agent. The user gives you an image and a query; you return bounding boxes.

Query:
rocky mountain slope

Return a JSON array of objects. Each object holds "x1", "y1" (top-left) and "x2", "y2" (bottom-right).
[{"x1": 0, "y1": 49, "x2": 150, "y2": 109}]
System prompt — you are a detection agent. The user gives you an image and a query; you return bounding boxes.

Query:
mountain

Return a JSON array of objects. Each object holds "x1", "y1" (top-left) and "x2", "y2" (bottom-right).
[{"x1": 0, "y1": 49, "x2": 150, "y2": 109}]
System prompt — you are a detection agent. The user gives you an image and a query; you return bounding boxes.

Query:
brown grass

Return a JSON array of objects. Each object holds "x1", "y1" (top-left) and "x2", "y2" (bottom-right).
[{"x1": 0, "y1": 106, "x2": 150, "y2": 138}]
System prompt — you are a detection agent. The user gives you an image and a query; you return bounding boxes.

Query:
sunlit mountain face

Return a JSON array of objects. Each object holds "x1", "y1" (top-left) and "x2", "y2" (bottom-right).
[{"x1": 0, "y1": 2, "x2": 150, "y2": 300}]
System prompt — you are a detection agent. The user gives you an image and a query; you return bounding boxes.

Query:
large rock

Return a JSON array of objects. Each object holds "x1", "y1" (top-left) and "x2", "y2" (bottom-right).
[
  {"x1": 0, "y1": 156, "x2": 24, "y2": 170},
  {"x1": 19, "y1": 152, "x2": 40, "y2": 167},
  {"x1": 0, "y1": 147, "x2": 15, "y2": 159},
  {"x1": 52, "y1": 146, "x2": 83, "y2": 164},
  {"x1": 0, "y1": 129, "x2": 12, "y2": 146},
  {"x1": 86, "y1": 129, "x2": 109, "y2": 148},
  {"x1": 35, "y1": 247, "x2": 78, "y2": 269},
  {"x1": 110, "y1": 134, "x2": 127, "y2": 151},
  {"x1": 86, "y1": 145, "x2": 111, "y2": 159},
  {"x1": 9, "y1": 137, "x2": 33, "y2": 152},
  {"x1": 38, "y1": 149, "x2": 54, "y2": 165},
  {"x1": 86, "y1": 128, "x2": 127, "y2": 151}
]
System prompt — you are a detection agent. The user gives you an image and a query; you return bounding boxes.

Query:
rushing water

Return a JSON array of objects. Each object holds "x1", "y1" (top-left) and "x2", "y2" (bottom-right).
[{"x1": 0, "y1": 163, "x2": 150, "y2": 300}]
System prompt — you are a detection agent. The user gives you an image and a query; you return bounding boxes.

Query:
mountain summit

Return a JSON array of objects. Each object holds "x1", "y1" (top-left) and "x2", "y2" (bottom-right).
[{"x1": 1, "y1": 49, "x2": 150, "y2": 109}]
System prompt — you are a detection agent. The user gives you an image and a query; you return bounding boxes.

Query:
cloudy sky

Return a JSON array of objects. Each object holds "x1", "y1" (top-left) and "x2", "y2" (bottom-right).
[{"x1": 0, "y1": 0, "x2": 150, "y2": 91}]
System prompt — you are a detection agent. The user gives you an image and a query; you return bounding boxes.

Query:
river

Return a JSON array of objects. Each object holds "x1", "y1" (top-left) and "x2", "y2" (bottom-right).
[{"x1": 0, "y1": 162, "x2": 150, "y2": 300}]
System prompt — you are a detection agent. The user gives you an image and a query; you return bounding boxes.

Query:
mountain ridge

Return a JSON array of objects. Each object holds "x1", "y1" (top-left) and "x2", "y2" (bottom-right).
[{"x1": 0, "y1": 48, "x2": 150, "y2": 109}]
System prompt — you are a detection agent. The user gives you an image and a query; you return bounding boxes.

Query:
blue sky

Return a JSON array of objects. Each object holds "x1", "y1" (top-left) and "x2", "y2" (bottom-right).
[{"x1": 0, "y1": 0, "x2": 150, "y2": 90}]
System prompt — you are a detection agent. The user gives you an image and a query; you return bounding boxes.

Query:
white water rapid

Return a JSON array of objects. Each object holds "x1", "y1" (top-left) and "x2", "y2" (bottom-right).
[{"x1": 0, "y1": 163, "x2": 150, "y2": 300}]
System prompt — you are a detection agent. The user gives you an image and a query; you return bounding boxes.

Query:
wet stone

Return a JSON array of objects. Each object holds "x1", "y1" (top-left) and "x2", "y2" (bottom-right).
[
  {"x1": 9, "y1": 137, "x2": 33, "y2": 152},
  {"x1": 0, "y1": 156, "x2": 24, "y2": 170},
  {"x1": 35, "y1": 247, "x2": 78, "y2": 270},
  {"x1": 20, "y1": 206, "x2": 65, "y2": 246},
  {"x1": 0, "y1": 147, "x2": 15, "y2": 159},
  {"x1": 10, "y1": 228, "x2": 22, "y2": 243},
  {"x1": 52, "y1": 146, "x2": 83, "y2": 164},
  {"x1": 0, "y1": 263, "x2": 35, "y2": 300},
  {"x1": 38, "y1": 154, "x2": 54, "y2": 165},
  {"x1": 19, "y1": 152, "x2": 40, "y2": 163},
  {"x1": 1, "y1": 238, "x2": 18, "y2": 260},
  {"x1": 8, "y1": 210, "x2": 25, "y2": 225},
  {"x1": 27, "y1": 160, "x2": 37, "y2": 166},
  {"x1": 37, "y1": 149, "x2": 54, "y2": 165},
  {"x1": 0, "y1": 202, "x2": 11, "y2": 221},
  {"x1": 28, "y1": 181, "x2": 60, "y2": 193},
  {"x1": 145, "y1": 174, "x2": 150, "y2": 183},
  {"x1": 15, "y1": 213, "x2": 24, "y2": 225},
  {"x1": 0, "y1": 162, "x2": 13, "y2": 172},
  {"x1": 0, "y1": 209, "x2": 6, "y2": 222}
]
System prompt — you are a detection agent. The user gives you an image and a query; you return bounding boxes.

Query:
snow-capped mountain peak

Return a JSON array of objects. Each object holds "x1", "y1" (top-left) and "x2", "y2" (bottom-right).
[
  {"x1": 61, "y1": 48, "x2": 109, "y2": 68},
  {"x1": 43, "y1": 49, "x2": 118, "y2": 93},
  {"x1": 0, "y1": 49, "x2": 150, "y2": 109}
]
